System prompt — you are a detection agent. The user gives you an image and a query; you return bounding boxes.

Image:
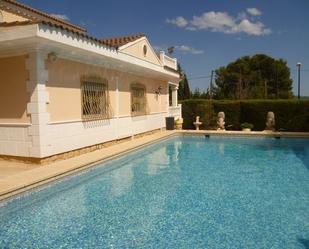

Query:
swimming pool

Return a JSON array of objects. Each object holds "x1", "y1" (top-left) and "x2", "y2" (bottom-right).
[{"x1": 0, "y1": 136, "x2": 308, "y2": 248}]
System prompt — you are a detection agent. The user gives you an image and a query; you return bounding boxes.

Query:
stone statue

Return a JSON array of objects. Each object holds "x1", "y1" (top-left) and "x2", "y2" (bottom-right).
[
  {"x1": 265, "y1": 112, "x2": 275, "y2": 131},
  {"x1": 193, "y1": 116, "x2": 202, "y2": 130},
  {"x1": 217, "y1": 112, "x2": 225, "y2": 130}
]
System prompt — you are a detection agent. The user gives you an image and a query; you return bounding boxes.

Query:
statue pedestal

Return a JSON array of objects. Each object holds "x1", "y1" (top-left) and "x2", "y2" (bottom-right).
[
  {"x1": 193, "y1": 122, "x2": 202, "y2": 130},
  {"x1": 193, "y1": 116, "x2": 202, "y2": 130}
]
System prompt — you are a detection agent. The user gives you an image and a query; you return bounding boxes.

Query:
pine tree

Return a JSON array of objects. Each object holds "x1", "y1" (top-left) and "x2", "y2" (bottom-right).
[
  {"x1": 177, "y1": 63, "x2": 191, "y2": 100},
  {"x1": 213, "y1": 54, "x2": 293, "y2": 99}
]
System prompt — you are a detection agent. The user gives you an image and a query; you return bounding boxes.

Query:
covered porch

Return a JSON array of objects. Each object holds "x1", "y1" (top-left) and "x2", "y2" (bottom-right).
[{"x1": 168, "y1": 83, "x2": 182, "y2": 119}]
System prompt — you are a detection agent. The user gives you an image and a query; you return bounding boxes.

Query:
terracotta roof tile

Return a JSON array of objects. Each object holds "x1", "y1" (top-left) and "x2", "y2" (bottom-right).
[
  {"x1": 101, "y1": 33, "x2": 145, "y2": 49},
  {"x1": 0, "y1": 20, "x2": 36, "y2": 27},
  {"x1": 0, "y1": 0, "x2": 86, "y2": 33}
]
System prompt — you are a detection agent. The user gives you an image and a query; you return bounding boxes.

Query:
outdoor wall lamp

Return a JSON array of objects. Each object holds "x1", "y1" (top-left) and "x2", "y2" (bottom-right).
[
  {"x1": 155, "y1": 85, "x2": 163, "y2": 95},
  {"x1": 48, "y1": 52, "x2": 58, "y2": 62}
]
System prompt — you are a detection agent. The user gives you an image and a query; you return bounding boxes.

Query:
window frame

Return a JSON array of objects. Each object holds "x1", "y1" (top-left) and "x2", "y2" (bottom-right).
[
  {"x1": 130, "y1": 83, "x2": 147, "y2": 116},
  {"x1": 80, "y1": 76, "x2": 109, "y2": 121}
]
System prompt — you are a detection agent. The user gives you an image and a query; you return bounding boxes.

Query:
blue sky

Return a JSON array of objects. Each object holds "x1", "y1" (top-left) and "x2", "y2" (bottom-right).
[{"x1": 22, "y1": 0, "x2": 309, "y2": 96}]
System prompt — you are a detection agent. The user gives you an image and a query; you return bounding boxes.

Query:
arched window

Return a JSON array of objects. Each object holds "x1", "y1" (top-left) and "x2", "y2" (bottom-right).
[
  {"x1": 131, "y1": 83, "x2": 146, "y2": 116},
  {"x1": 81, "y1": 76, "x2": 109, "y2": 120}
]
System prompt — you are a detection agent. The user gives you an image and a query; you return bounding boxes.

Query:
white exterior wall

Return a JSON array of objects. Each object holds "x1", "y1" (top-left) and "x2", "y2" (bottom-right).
[
  {"x1": 0, "y1": 113, "x2": 173, "y2": 158},
  {"x1": 0, "y1": 125, "x2": 31, "y2": 157},
  {"x1": 47, "y1": 113, "x2": 166, "y2": 156},
  {"x1": 168, "y1": 105, "x2": 182, "y2": 120},
  {"x1": 0, "y1": 112, "x2": 171, "y2": 159},
  {"x1": 25, "y1": 51, "x2": 51, "y2": 158}
]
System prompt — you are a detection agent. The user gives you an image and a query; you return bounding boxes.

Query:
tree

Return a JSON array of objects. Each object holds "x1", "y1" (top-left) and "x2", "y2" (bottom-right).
[
  {"x1": 190, "y1": 88, "x2": 210, "y2": 99},
  {"x1": 177, "y1": 63, "x2": 191, "y2": 100},
  {"x1": 192, "y1": 88, "x2": 201, "y2": 99},
  {"x1": 213, "y1": 54, "x2": 293, "y2": 99}
]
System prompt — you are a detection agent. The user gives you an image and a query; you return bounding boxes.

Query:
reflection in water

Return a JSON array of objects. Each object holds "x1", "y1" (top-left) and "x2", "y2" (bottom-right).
[
  {"x1": 173, "y1": 140, "x2": 182, "y2": 162},
  {"x1": 219, "y1": 143, "x2": 225, "y2": 155},
  {"x1": 110, "y1": 164, "x2": 134, "y2": 196},
  {"x1": 147, "y1": 146, "x2": 169, "y2": 175}
]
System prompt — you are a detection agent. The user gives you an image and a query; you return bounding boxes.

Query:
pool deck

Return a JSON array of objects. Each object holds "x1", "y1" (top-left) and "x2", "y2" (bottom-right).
[{"x1": 1, "y1": 129, "x2": 309, "y2": 201}]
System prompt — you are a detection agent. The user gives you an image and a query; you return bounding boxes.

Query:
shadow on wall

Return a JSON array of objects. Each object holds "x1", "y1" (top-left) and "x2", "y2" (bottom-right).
[
  {"x1": 132, "y1": 115, "x2": 147, "y2": 122},
  {"x1": 47, "y1": 58, "x2": 163, "y2": 96},
  {"x1": 82, "y1": 119, "x2": 111, "y2": 129},
  {"x1": 0, "y1": 55, "x2": 30, "y2": 121}
]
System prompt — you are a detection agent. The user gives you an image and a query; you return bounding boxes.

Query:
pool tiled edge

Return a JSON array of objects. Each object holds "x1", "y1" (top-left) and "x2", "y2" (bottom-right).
[{"x1": 1, "y1": 130, "x2": 308, "y2": 201}]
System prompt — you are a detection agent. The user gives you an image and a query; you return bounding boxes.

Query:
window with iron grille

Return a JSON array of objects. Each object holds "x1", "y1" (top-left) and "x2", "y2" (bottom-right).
[
  {"x1": 81, "y1": 78, "x2": 109, "y2": 120},
  {"x1": 131, "y1": 83, "x2": 146, "y2": 116}
]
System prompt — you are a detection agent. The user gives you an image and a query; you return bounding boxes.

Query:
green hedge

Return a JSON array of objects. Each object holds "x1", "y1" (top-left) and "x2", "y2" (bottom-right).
[
  {"x1": 213, "y1": 101, "x2": 241, "y2": 130},
  {"x1": 181, "y1": 99, "x2": 214, "y2": 130},
  {"x1": 181, "y1": 99, "x2": 309, "y2": 131}
]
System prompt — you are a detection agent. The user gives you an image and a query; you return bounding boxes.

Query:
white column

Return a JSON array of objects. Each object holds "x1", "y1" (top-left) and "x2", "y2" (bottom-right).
[
  {"x1": 26, "y1": 51, "x2": 50, "y2": 158},
  {"x1": 115, "y1": 75, "x2": 119, "y2": 139},
  {"x1": 166, "y1": 84, "x2": 170, "y2": 113},
  {"x1": 172, "y1": 86, "x2": 178, "y2": 107}
]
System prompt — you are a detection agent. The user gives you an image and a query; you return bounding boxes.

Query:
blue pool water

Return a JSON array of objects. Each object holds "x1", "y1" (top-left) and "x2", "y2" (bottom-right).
[{"x1": 0, "y1": 136, "x2": 309, "y2": 248}]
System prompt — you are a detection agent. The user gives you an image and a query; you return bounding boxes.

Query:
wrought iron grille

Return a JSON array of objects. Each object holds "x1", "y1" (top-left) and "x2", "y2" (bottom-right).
[
  {"x1": 131, "y1": 83, "x2": 146, "y2": 116},
  {"x1": 81, "y1": 79, "x2": 109, "y2": 121}
]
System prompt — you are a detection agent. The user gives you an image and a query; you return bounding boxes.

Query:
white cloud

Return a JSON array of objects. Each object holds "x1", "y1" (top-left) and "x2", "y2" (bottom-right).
[
  {"x1": 50, "y1": 14, "x2": 70, "y2": 21},
  {"x1": 191, "y1": 12, "x2": 235, "y2": 32},
  {"x1": 175, "y1": 45, "x2": 204, "y2": 54},
  {"x1": 166, "y1": 9, "x2": 271, "y2": 36},
  {"x1": 186, "y1": 26, "x2": 197, "y2": 31},
  {"x1": 154, "y1": 44, "x2": 204, "y2": 55},
  {"x1": 246, "y1": 8, "x2": 262, "y2": 16},
  {"x1": 166, "y1": 16, "x2": 188, "y2": 27},
  {"x1": 232, "y1": 19, "x2": 271, "y2": 35}
]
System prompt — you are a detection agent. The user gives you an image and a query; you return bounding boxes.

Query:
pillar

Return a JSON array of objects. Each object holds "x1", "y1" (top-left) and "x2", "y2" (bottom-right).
[
  {"x1": 172, "y1": 85, "x2": 178, "y2": 107},
  {"x1": 25, "y1": 51, "x2": 50, "y2": 158}
]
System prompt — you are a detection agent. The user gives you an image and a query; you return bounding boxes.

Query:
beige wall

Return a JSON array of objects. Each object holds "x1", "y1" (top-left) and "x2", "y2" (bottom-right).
[
  {"x1": 117, "y1": 72, "x2": 167, "y2": 116},
  {"x1": 0, "y1": 55, "x2": 30, "y2": 123},
  {"x1": 47, "y1": 58, "x2": 168, "y2": 122},
  {"x1": 120, "y1": 38, "x2": 162, "y2": 66},
  {"x1": 0, "y1": 10, "x2": 29, "y2": 22}
]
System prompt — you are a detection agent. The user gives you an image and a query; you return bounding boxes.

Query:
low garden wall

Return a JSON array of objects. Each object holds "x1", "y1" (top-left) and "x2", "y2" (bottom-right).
[{"x1": 181, "y1": 99, "x2": 309, "y2": 132}]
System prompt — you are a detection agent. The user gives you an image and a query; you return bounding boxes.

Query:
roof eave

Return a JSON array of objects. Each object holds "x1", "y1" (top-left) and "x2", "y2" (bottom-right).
[{"x1": 0, "y1": 23, "x2": 179, "y2": 81}]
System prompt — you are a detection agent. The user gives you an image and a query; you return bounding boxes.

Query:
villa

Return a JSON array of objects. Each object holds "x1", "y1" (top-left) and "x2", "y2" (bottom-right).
[{"x1": 0, "y1": 0, "x2": 181, "y2": 162}]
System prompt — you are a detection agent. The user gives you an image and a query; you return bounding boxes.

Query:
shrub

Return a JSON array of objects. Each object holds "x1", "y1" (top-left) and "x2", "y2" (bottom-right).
[
  {"x1": 181, "y1": 99, "x2": 214, "y2": 129},
  {"x1": 181, "y1": 99, "x2": 309, "y2": 131},
  {"x1": 240, "y1": 100, "x2": 309, "y2": 131},
  {"x1": 241, "y1": 122, "x2": 254, "y2": 129}
]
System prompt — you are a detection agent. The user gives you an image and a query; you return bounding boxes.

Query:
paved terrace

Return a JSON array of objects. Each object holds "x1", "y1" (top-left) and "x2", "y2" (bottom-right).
[{"x1": 0, "y1": 130, "x2": 309, "y2": 201}]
